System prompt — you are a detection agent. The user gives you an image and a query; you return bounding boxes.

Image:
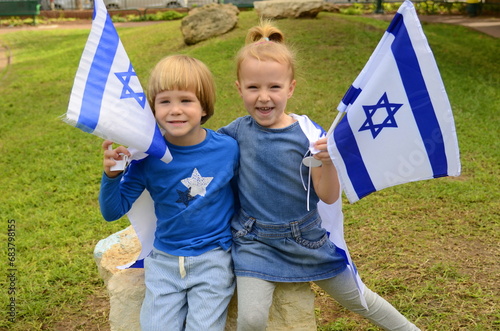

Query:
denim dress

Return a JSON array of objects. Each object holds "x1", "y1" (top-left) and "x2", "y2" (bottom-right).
[{"x1": 219, "y1": 116, "x2": 347, "y2": 282}]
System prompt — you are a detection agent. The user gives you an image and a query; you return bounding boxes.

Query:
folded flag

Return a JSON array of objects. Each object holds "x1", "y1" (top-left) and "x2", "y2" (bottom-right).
[
  {"x1": 329, "y1": 0, "x2": 461, "y2": 203},
  {"x1": 63, "y1": 0, "x2": 172, "y2": 163}
]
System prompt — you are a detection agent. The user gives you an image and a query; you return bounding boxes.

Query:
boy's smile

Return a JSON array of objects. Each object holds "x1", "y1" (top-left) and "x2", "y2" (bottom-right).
[{"x1": 154, "y1": 89, "x2": 207, "y2": 146}]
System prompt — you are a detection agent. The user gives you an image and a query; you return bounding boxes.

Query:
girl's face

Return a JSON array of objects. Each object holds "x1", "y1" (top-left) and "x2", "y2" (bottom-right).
[
  {"x1": 154, "y1": 89, "x2": 207, "y2": 146},
  {"x1": 236, "y1": 57, "x2": 296, "y2": 129}
]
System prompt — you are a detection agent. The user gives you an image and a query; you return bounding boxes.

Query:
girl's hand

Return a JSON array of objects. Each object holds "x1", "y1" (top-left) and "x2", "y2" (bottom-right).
[
  {"x1": 313, "y1": 137, "x2": 333, "y2": 165},
  {"x1": 102, "y1": 140, "x2": 131, "y2": 178},
  {"x1": 311, "y1": 136, "x2": 340, "y2": 204}
]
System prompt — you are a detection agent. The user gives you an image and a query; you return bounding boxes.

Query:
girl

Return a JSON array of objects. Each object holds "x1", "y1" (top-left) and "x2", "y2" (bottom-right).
[
  {"x1": 99, "y1": 55, "x2": 238, "y2": 331},
  {"x1": 219, "y1": 22, "x2": 420, "y2": 331}
]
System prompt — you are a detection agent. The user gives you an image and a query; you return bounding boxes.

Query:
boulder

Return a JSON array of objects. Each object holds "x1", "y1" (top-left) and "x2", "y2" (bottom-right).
[
  {"x1": 95, "y1": 226, "x2": 317, "y2": 330},
  {"x1": 254, "y1": 0, "x2": 325, "y2": 19},
  {"x1": 181, "y1": 3, "x2": 239, "y2": 45},
  {"x1": 94, "y1": 227, "x2": 144, "y2": 331}
]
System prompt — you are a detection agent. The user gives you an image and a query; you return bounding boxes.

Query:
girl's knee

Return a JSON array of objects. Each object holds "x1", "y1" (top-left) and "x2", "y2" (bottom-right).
[{"x1": 237, "y1": 311, "x2": 268, "y2": 331}]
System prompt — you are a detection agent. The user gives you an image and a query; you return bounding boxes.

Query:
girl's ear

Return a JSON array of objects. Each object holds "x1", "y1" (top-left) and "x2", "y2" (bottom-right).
[
  {"x1": 287, "y1": 79, "x2": 297, "y2": 99},
  {"x1": 235, "y1": 80, "x2": 243, "y2": 97}
]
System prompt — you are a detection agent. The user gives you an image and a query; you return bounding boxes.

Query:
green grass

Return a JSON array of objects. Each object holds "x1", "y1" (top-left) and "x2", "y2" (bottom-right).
[{"x1": 1, "y1": 10, "x2": 499, "y2": 330}]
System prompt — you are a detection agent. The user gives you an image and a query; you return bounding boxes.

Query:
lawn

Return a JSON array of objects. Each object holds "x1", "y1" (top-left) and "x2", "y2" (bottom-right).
[{"x1": 0, "y1": 9, "x2": 498, "y2": 330}]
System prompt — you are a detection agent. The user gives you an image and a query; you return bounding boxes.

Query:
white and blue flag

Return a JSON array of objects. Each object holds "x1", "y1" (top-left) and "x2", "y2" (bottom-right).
[
  {"x1": 64, "y1": 0, "x2": 172, "y2": 163},
  {"x1": 329, "y1": 0, "x2": 460, "y2": 203}
]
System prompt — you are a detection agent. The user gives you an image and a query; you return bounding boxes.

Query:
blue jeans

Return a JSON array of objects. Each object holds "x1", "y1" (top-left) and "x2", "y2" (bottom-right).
[{"x1": 140, "y1": 247, "x2": 235, "y2": 331}]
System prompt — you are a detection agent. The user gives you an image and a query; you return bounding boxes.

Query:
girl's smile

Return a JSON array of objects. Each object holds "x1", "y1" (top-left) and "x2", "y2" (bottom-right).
[{"x1": 236, "y1": 57, "x2": 296, "y2": 129}]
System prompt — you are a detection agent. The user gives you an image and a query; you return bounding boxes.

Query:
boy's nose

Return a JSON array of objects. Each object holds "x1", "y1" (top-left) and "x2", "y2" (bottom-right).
[{"x1": 170, "y1": 103, "x2": 182, "y2": 114}]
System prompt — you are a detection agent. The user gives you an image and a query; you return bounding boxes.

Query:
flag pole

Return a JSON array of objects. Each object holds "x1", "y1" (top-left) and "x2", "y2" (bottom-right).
[{"x1": 326, "y1": 111, "x2": 345, "y2": 137}]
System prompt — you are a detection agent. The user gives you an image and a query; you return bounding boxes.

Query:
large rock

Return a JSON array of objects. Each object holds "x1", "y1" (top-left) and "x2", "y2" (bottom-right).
[
  {"x1": 94, "y1": 227, "x2": 145, "y2": 331},
  {"x1": 181, "y1": 3, "x2": 239, "y2": 45},
  {"x1": 95, "y1": 226, "x2": 317, "y2": 330},
  {"x1": 254, "y1": 0, "x2": 325, "y2": 19}
]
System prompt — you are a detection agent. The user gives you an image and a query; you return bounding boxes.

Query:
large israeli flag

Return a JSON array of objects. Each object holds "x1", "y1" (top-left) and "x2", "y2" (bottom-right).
[
  {"x1": 329, "y1": 0, "x2": 460, "y2": 203},
  {"x1": 64, "y1": 0, "x2": 172, "y2": 163}
]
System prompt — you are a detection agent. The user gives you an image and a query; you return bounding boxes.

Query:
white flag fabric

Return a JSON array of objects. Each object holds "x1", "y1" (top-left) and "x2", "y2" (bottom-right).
[
  {"x1": 118, "y1": 187, "x2": 156, "y2": 269},
  {"x1": 329, "y1": 0, "x2": 460, "y2": 203},
  {"x1": 64, "y1": 0, "x2": 172, "y2": 163},
  {"x1": 293, "y1": 114, "x2": 367, "y2": 309}
]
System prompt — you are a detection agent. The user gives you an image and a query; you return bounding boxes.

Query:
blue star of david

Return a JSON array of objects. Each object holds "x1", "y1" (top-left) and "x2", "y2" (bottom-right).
[
  {"x1": 359, "y1": 92, "x2": 403, "y2": 139},
  {"x1": 176, "y1": 188, "x2": 196, "y2": 207},
  {"x1": 115, "y1": 63, "x2": 147, "y2": 109}
]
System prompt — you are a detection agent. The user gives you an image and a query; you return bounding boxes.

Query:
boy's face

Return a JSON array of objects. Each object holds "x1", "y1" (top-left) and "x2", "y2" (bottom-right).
[
  {"x1": 236, "y1": 57, "x2": 296, "y2": 129},
  {"x1": 154, "y1": 89, "x2": 207, "y2": 146}
]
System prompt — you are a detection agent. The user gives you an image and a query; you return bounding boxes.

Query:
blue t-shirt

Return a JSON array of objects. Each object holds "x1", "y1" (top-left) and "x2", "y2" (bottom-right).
[{"x1": 99, "y1": 129, "x2": 239, "y2": 257}]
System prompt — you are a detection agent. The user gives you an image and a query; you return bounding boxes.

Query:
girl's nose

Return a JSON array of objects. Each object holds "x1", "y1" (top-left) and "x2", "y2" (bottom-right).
[{"x1": 258, "y1": 90, "x2": 270, "y2": 102}]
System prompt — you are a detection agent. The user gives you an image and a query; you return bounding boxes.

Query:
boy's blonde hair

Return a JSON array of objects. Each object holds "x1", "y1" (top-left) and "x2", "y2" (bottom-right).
[
  {"x1": 147, "y1": 55, "x2": 215, "y2": 124},
  {"x1": 235, "y1": 20, "x2": 296, "y2": 81}
]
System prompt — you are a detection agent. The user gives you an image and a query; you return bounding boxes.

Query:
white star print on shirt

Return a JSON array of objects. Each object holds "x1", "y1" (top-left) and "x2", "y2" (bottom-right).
[{"x1": 181, "y1": 168, "x2": 213, "y2": 197}]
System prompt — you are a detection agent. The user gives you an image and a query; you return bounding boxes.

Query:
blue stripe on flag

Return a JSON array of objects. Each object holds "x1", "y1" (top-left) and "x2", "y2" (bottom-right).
[
  {"x1": 76, "y1": 14, "x2": 119, "y2": 132},
  {"x1": 334, "y1": 117, "x2": 375, "y2": 200},
  {"x1": 389, "y1": 13, "x2": 448, "y2": 178},
  {"x1": 341, "y1": 85, "x2": 362, "y2": 108},
  {"x1": 146, "y1": 126, "x2": 168, "y2": 158}
]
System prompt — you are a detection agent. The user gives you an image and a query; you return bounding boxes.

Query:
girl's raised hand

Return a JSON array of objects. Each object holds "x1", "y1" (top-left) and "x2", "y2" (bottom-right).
[
  {"x1": 313, "y1": 137, "x2": 333, "y2": 165},
  {"x1": 102, "y1": 140, "x2": 131, "y2": 178}
]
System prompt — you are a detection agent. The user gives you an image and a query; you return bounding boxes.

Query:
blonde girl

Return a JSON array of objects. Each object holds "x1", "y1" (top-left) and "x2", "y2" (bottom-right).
[{"x1": 219, "y1": 22, "x2": 420, "y2": 331}]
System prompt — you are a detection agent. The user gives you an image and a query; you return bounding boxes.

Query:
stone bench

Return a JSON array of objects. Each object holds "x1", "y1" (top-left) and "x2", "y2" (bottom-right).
[{"x1": 94, "y1": 226, "x2": 317, "y2": 331}]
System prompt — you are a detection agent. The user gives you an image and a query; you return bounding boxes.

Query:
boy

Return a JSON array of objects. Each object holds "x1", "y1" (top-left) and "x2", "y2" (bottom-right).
[{"x1": 99, "y1": 55, "x2": 239, "y2": 331}]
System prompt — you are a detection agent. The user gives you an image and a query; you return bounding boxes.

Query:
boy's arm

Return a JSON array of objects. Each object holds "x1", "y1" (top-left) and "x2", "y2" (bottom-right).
[
  {"x1": 99, "y1": 140, "x2": 138, "y2": 221},
  {"x1": 103, "y1": 140, "x2": 131, "y2": 178},
  {"x1": 311, "y1": 137, "x2": 341, "y2": 204}
]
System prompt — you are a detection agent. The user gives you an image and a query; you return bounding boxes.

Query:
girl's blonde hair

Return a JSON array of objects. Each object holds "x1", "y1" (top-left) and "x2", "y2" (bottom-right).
[
  {"x1": 236, "y1": 20, "x2": 296, "y2": 81},
  {"x1": 147, "y1": 55, "x2": 215, "y2": 124}
]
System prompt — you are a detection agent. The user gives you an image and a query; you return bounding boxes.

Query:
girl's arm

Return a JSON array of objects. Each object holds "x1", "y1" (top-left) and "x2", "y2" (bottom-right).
[{"x1": 311, "y1": 137, "x2": 341, "y2": 204}]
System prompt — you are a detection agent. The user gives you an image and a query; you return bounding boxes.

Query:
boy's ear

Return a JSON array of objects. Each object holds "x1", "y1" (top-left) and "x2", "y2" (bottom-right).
[{"x1": 287, "y1": 79, "x2": 297, "y2": 99}]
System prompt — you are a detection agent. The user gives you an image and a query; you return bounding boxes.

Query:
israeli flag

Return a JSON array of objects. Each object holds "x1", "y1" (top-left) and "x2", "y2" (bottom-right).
[
  {"x1": 329, "y1": 0, "x2": 460, "y2": 203},
  {"x1": 64, "y1": 0, "x2": 172, "y2": 163}
]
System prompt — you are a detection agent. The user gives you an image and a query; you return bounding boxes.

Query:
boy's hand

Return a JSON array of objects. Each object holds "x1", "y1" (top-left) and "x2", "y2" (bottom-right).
[
  {"x1": 102, "y1": 140, "x2": 131, "y2": 178},
  {"x1": 313, "y1": 137, "x2": 333, "y2": 165}
]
